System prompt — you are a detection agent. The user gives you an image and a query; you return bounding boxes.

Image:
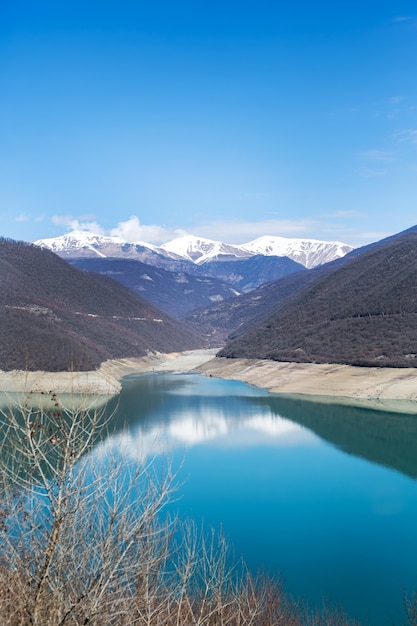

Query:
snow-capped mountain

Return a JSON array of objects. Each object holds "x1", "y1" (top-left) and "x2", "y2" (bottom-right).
[
  {"x1": 35, "y1": 230, "x2": 125, "y2": 256},
  {"x1": 160, "y1": 235, "x2": 250, "y2": 264},
  {"x1": 241, "y1": 236, "x2": 353, "y2": 269},
  {"x1": 33, "y1": 230, "x2": 354, "y2": 319},
  {"x1": 35, "y1": 230, "x2": 173, "y2": 264},
  {"x1": 35, "y1": 231, "x2": 353, "y2": 269}
]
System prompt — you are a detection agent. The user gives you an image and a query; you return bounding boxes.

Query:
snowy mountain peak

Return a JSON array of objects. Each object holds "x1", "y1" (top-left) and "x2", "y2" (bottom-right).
[
  {"x1": 160, "y1": 235, "x2": 249, "y2": 264},
  {"x1": 36, "y1": 231, "x2": 123, "y2": 257},
  {"x1": 34, "y1": 230, "x2": 354, "y2": 268},
  {"x1": 35, "y1": 230, "x2": 158, "y2": 259},
  {"x1": 242, "y1": 236, "x2": 353, "y2": 269}
]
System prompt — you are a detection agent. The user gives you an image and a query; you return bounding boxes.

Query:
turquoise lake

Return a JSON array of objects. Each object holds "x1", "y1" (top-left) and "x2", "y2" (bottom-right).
[{"x1": 97, "y1": 373, "x2": 417, "y2": 625}]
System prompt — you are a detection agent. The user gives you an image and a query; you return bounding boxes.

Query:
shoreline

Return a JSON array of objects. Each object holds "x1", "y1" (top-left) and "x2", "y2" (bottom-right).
[
  {"x1": 195, "y1": 356, "x2": 417, "y2": 413},
  {"x1": 1, "y1": 350, "x2": 417, "y2": 412},
  {"x1": 0, "y1": 350, "x2": 218, "y2": 396}
]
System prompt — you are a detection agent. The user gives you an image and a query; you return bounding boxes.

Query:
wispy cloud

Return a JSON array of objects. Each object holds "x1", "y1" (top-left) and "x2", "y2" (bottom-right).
[
  {"x1": 16, "y1": 214, "x2": 29, "y2": 222},
  {"x1": 395, "y1": 129, "x2": 417, "y2": 145},
  {"x1": 354, "y1": 231, "x2": 392, "y2": 244},
  {"x1": 357, "y1": 149, "x2": 396, "y2": 178},
  {"x1": 46, "y1": 214, "x2": 381, "y2": 249},
  {"x1": 189, "y1": 219, "x2": 318, "y2": 244},
  {"x1": 358, "y1": 149, "x2": 396, "y2": 163},
  {"x1": 388, "y1": 96, "x2": 404, "y2": 105},
  {"x1": 392, "y1": 16, "x2": 412, "y2": 22},
  {"x1": 359, "y1": 167, "x2": 390, "y2": 179},
  {"x1": 321, "y1": 210, "x2": 366, "y2": 219}
]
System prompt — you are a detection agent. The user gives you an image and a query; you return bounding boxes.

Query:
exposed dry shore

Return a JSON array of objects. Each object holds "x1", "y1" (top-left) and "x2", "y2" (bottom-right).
[
  {"x1": 0, "y1": 350, "x2": 218, "y2": 396},
  {"x1": 2, "y1": 350, "x2": 417, "y2": 412},
  {"x1": 196, "y1": 357, "x2": 417, "y2": 413}
]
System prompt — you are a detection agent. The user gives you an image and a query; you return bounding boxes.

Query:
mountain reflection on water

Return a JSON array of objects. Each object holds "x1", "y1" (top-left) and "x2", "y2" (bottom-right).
[
  {"x1": 2, "y1": 373, "x2": 417, "y2": 625},
  {"x1": 253, "y1": 394, "x2": 417, "y2": 480},
  {"x1": 95, "y1": 373, "x2": 417, "y2": 481},
  {"x1": 93, "y1": 374, "x2": 314, "y2": 461},
  {"x1": 2, "y1": 373, "x2": 417, "y2": 480},
  {"x1": 102, "y1": 373, "x2": 417, "y2": 626}
]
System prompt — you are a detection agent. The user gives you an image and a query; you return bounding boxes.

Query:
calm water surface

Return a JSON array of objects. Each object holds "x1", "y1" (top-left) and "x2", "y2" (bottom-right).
[{"x1": 99, "y1": 374, "x2": 417, "y2": 625}]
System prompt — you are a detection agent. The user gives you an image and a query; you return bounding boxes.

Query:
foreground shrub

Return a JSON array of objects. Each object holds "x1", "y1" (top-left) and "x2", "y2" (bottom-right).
[{"x1": 0, "y1": 391, "x2": 380, "y2": 625}]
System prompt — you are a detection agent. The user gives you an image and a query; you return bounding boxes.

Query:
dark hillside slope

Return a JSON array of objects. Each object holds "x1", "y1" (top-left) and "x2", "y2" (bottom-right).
[
  {"x1": 219, "y1": 228, "x2": 417, "y2": 367},
  {"x1": 198, "y1": 255, "x2": 305, "y2": 291},
  {"x1": 68, "y1": 257, "x2": 241, "y2": 317},
  {"x1": 0, "y1": 239, "x2": 203, "y2": 371},
  {"x1": 184, "y1": 269, "x2": 318, "y2": 345}
]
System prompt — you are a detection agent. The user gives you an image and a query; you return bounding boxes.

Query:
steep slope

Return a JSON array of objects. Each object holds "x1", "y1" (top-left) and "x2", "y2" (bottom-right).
[
  {"x1": 0, "y1": 239, "x2": 203, "y2": 371},
  {"x1": 184, "y1": 268, "x2": 317, "y2": 345},
  {"x1": 219, "y1": 227, "x2": 417, "y2": 367},
  {"x1": 194, "y1": 254, "x2": 305, "y2": 291},
  {"x1": 69, "y1": 257, "x2": 241, "y2": 317}
]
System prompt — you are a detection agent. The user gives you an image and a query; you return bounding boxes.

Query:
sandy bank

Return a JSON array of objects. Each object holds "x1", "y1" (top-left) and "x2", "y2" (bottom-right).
[
  {"x1": 0, "y1": 349, "x2": 218, "y2": 396},
  {"x1": 3, "y1": 350, "x2": 417, "y2": 413},
  {"x1": 196, "y1": 357, "x2": 417, "y2": 413}
]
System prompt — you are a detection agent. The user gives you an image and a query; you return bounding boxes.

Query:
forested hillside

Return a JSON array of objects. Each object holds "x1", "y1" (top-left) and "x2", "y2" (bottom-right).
[
  {"x1": 0, "y1": 239, "x2": 203, "y2": 371},
  {"x1": 219, "y1": 227, "x2": 417, "y2": 367}
]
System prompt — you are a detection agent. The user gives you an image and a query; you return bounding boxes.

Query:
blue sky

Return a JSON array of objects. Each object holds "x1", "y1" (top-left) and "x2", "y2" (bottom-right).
[{"x1": 1, "y1": 0, "x2": 416, "y2": 247}]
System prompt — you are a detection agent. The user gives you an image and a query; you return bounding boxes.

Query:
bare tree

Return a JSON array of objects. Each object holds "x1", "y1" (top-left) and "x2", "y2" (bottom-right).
[
  {"x1": 0, "y1": 390, "x2": 178, "y2": 625},
  {"x1": 0, "y1": 389, "x2": 376, "y2": 626}
]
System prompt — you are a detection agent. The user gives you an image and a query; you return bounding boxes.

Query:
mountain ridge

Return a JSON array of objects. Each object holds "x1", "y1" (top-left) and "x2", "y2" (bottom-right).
[{"x1": 35, "y1": 231, "x2": 354, "y2": 269}]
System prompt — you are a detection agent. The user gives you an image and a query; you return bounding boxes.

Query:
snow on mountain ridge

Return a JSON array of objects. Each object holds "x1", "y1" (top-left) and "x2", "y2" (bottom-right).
[
  {"x1": 160, "y1": 235, "x2": 249, "y2": 264},
  {"x1": 34, "y1": 231, "x2": 354, "y2": 268},
  {"x1": 242, "y1": 236, "x2": 353, "y2": 269},
  {"x1": 35, "y1": 230, "x2": 159, "y2": 258},
  {"x1": 36, "y1": 230, "x2": 123, "y2": 250}
]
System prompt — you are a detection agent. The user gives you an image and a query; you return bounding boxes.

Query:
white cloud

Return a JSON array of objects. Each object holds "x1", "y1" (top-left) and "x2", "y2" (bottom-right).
[
  {"x1": 16, "y1": 214, "x2": 29, "y2": 222},
  {"x1": 109, "y1": 216, "x2": 182, "y2": 244},
  {"x1": 51, "y1": 214, "x2": 105, "y2": 234},
  {"x1": 46, "y1": 213, "x2": 377, "y2": 250}
]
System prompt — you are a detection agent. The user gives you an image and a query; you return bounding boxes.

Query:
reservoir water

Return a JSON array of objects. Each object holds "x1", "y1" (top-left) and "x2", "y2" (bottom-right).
[{"x1": 49, "y1": 374, "x2": 417, "y2": 623}]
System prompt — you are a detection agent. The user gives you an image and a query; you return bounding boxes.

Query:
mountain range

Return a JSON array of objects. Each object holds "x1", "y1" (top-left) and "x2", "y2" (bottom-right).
[
  {"x1": 4, "y1": 224, "x2": 417, "y2": 372},
  {"x1": 67, "y1": 257, "x2": 242, "y2": 318},
  {"x1": 35, "y1": 231, "x2": 353, "y2": 269},
  {"x1": 34, "y1": 232, "x2": 352, "y2": 310}
]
